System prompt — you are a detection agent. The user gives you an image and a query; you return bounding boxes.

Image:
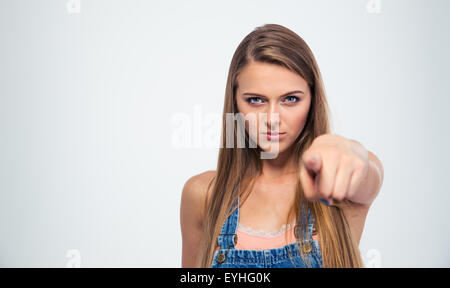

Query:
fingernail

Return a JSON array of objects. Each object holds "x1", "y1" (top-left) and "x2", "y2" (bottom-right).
[{"x1": 310, "y1": 154, "x2": 319, "y2": 162}]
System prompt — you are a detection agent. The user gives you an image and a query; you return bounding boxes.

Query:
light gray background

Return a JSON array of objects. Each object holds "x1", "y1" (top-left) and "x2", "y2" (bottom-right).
[{"x1": 0, "y1": 0, "x2": 449, "y2": 267}]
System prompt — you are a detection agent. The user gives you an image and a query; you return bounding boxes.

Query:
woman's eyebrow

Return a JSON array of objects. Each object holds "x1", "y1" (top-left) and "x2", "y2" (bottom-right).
[{"x1": 242, "y1": 90, "x2": 304, "y2": 98}]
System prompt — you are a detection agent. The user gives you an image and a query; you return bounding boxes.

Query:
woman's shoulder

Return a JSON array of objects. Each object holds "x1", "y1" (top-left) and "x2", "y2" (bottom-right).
[
  {"x1": 181, "y1": 170, "x2": 217, "y2": 216},
  {"x1": 183, "y1": 170, "x2": 217, "y2": 194},
  {"x1": 189, "y1": 170, "x2": 217, "y2": 183}
]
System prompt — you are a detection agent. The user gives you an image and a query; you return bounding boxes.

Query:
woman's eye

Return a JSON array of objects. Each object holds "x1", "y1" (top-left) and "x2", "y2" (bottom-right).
[
  {"x1": 284, "y1": 96, "x2": 299, "y2": 103},
  {"x1": 246, "y1": 97, "x2": 263, "y2": 104}
]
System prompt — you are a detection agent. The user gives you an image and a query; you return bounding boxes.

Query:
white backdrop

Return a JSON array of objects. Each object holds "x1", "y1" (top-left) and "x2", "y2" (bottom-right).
[{"x1": 0, "y1": 0, "x2": 449, "y2": 267}]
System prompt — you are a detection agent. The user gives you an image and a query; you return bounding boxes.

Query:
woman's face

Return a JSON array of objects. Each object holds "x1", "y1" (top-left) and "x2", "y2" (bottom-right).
[{"x1": 235, "y1": 61, "x2": 311, "y2": 156}]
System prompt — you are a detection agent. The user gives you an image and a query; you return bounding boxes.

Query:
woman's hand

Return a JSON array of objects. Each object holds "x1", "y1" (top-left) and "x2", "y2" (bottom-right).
[{"x1": 299, "y1": 134, "x2": 373, "y2": 206}]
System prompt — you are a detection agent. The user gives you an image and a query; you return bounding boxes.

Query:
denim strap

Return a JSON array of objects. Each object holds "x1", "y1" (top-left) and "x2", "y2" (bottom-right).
[{"x1": 217, "y1": 197, "x2": 239, "y2": 249}]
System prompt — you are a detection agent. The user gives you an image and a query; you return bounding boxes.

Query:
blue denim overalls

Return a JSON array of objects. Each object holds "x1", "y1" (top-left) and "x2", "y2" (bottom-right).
[{"x1": 211, "y1": 196, "x2": 323, "y2": 268}]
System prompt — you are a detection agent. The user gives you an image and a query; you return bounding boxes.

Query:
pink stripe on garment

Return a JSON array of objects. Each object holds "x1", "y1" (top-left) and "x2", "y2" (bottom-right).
[{"x1": 234, "y1": 224, "x2": 319, "y2": 251}]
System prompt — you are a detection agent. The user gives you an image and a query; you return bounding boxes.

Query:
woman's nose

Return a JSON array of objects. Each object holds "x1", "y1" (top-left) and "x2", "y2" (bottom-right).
[{"x1": 263, "y1": 104, "x2": 280, "y2": 131}]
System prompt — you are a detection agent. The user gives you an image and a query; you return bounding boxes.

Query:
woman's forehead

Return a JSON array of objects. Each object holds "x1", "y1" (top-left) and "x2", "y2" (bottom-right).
[{"x1": 236, "y1": 62, "x2": 309, "y2": 95}]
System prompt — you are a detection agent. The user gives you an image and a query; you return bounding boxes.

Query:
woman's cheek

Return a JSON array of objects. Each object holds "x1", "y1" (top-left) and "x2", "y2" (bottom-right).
[
  {"x1": 294, "y1": 115, "x2": 308, "y2": 137},
  {"x1": 242, "y1": 114, "x2": 260, "y2": 147}
]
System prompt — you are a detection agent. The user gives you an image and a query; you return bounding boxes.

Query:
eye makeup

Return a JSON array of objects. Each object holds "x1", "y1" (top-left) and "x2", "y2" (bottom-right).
[{"x1": 244, "y1": 95, "x2": 300, "y2": 105}]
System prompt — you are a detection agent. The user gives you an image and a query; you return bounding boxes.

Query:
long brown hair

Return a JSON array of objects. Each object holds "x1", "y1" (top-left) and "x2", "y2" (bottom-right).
[{"x1": 197, "y1": 23, "x2": 364, "y2": 268}]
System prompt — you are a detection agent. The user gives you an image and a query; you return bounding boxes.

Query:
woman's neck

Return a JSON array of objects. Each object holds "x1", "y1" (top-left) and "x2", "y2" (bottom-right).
[{"x1": 260, "y1": 147, "x2": 298, "y2": 180}]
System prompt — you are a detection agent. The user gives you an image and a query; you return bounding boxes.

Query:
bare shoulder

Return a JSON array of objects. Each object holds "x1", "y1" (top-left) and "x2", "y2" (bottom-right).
[
  {"x1": 181, "y1": 170, "x2": 217, "y2": 213},
  {"x1": 180, "y1": 170, "x2": 217, "y2": 267},
  {"x1": 180, "y1": 169, "x2": 217, "y2": 231},
  {"x1": 185, "y1": 170, "x2": 217, "y2": 191}
]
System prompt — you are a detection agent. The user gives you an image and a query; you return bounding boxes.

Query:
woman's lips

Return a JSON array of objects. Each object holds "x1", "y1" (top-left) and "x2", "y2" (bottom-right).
[{"x1": 262, "y1": 132, "x2": 286, "y2": 141}]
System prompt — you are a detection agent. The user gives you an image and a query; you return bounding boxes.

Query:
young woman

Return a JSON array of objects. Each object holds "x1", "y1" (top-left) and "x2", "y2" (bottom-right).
[{"x1": 180, "y1": 24, "x2": 384, "y2": 268}]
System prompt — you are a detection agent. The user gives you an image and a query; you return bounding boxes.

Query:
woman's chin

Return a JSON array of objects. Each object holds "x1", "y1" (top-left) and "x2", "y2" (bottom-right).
[
  {"x1": 248, "y1": 135, "x2": 289, "y2": 156},
  {"x1": 257, "y1": 142, "x2": 286, "y2": 157}
]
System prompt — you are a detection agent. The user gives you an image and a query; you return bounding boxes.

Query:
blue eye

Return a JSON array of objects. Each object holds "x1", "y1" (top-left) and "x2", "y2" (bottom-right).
[
  {"x1": 246, "y1": 97, "x2": 263, "y2": 104},
  {"x1": 284, "y1": 96, "x2": 299, "y2": 103}
]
